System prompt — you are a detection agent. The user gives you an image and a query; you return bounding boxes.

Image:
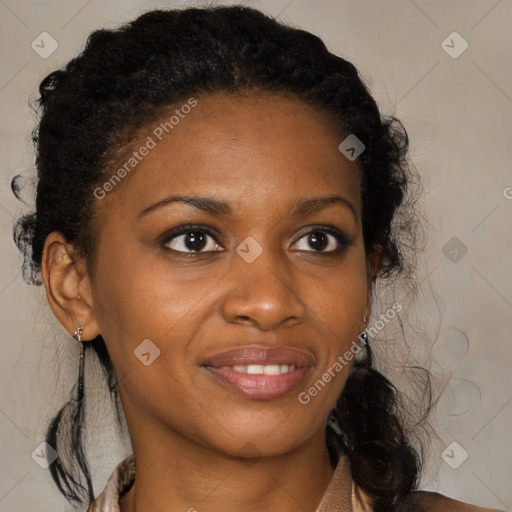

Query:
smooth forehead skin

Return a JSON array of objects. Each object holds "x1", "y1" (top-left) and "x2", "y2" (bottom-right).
[{"x1": 92, "y1": 92, "x2": 362, "y2": 251}]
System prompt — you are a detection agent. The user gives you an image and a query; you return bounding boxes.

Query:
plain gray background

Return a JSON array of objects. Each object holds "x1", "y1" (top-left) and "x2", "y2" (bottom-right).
[{"x1": 1, "y1": 1, "x2": 511, "y2": 511}]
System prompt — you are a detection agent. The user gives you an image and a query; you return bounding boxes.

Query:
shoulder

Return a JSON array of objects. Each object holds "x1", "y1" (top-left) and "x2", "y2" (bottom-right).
[{"x1": 396, "y1": 490, "x2": 506, "y2": 512}]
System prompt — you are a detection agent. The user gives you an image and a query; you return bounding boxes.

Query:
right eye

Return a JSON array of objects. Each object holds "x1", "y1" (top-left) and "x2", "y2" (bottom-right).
[{"x1": 162, "y1": 226, "x2": 224, "y2": 254}]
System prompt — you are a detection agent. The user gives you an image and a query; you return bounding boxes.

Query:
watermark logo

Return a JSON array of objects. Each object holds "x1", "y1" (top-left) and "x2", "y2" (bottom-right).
[
  {"x1": 236, "y1": 237, "x2": 263, "y2": 263},
  {"x1": 31, "y1": 32, "x2": 58, "y2": 59},
  {"x1": 134, "y1": 339, "x2": 161, "y2": 366},
  {"x1": 31, "y1": 442, "x2": 58, "y2": 468},
  {"x1": 338, "y1": 134, "x2": 365, "y2": 161},
  {"x1": 441, "y1": 32, "x2": 469, "y2": 59},
  {"x1": 442, "y1": 236, "x2": 468, "y2": 263},
  {"x1": 442, "y1": 441, "x2": 468, "y2": 469}
]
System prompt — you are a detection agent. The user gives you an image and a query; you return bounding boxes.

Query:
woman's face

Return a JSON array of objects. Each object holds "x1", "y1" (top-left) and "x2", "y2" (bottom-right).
[{"x1": 88, "y1": 92, "x2": 374, "y2": 458}]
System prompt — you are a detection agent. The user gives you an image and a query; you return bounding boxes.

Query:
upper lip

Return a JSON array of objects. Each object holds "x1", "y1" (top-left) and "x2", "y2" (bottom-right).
[{"x1": 203, "y1": 345, "x2": 314, "y2": 367}]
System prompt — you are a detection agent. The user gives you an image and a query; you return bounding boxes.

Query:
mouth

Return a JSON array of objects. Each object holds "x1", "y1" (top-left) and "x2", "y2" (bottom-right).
[
  {"x1": 215, "y1": 363, "x2": 298, "y2": 375},
  {"x1": 202, "y1": 346, "x2": 313, "y2": 401}
]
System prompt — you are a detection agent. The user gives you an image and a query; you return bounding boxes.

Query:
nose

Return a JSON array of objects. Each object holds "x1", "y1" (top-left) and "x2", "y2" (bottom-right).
[{"x1": 220, "y1": 247, "x2": 306, "y2": 331}]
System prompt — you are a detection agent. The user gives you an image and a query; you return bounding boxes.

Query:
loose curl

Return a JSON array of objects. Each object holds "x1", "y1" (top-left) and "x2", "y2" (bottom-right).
[{"x1": 13, "y1": 5, "x2": 430, "y2": 511}]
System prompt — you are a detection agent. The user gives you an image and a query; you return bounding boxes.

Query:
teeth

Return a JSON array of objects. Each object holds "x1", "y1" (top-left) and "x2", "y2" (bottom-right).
[
  {"x1": 224, "y1": 364, "x2": 296, "y2": 375},
  {"x1": 263, "y1": 364, "x2": 280, "y2": 375},
  {"x1": 247, "y1": 364, "x2": 264, "y2": 374}
]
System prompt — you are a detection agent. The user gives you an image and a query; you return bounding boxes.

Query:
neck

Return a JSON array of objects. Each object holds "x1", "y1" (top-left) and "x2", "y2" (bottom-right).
[{"x1": 120, "y1": 424, "x2": 341, "y2": 512}]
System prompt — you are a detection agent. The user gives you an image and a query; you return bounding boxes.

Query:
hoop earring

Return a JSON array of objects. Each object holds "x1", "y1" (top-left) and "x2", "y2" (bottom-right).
[
  {"x1": 326, "y1": 410, "x2": 343, "y2": 436},
  {"x1": 72, "y1": 326, "x2": 85, "y2": 401},
  {"x1": 359, "y1": 314, "x2": 372, "y2": 366},
  {"x1": 360, "y1": 330, "x2": 372, "y2": 367}
]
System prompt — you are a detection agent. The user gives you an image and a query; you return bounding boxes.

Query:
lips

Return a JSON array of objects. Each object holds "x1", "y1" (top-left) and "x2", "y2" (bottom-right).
[
  {"x1": 203, "y1": 346, "x2": 314, "y2": 367},
  {"x1": 202, "y1": 346, "x2": 314, "y2": 400}
]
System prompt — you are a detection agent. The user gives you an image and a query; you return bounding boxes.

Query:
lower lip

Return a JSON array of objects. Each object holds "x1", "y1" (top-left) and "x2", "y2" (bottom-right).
[{"x1": 203, "y1": 366, "x2": 310, "y2": 400}]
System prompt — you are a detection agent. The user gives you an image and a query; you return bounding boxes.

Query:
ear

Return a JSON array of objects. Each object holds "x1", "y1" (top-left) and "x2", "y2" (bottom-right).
[
  {"x1": 367, "y1": 243, "x2": 383, "y2": 284},
  {"x1": 363, "y1": 244, "x2": 384, "y2": 322},
  {"x1": 41, "y1": 231, "x2": 100, "y2": 341}
]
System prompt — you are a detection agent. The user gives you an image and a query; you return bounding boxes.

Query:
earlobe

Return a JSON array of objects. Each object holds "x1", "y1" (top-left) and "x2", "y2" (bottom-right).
[{"x1": 41, "y1": 232, "x2": 100, "y2": 341}]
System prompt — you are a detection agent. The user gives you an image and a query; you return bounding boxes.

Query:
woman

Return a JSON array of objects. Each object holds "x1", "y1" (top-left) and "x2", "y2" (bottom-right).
[{"x1": 13, "y1": 5, "x2": 503, "y2": 512}]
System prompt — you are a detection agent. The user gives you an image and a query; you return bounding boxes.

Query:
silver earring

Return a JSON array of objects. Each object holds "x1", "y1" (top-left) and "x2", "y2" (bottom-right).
[
  {"x1": 72, "y1": 326, "x2": 85, "y2": 401},
  {"x1": 358, "y1": 330, "x2": 369, "y2": 344},
  {"x1": 326, "y1": 410, "x2": 343, "y2": 436}
]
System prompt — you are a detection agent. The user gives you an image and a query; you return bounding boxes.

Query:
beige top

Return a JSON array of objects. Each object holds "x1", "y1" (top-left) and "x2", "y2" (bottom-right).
[{"x1": 86, "y1": 453, "x2": 504, "y2": 512}]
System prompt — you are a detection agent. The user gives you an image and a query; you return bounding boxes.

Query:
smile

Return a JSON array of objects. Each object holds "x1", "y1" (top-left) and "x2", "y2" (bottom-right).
[
  {"x1": 217, "y1": 364, "x2": 296, "y2": 375},
  {"x1": 202, "y1": 345, "x2": 313, "y2": 400}
]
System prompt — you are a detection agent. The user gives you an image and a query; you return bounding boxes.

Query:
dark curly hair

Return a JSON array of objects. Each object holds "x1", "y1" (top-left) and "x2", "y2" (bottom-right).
[{"x1": 12, "y1": 5, "x2": 431, "y2": 511}]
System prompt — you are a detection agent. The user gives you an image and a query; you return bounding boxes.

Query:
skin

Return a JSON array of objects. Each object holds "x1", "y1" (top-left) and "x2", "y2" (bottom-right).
[{"x1": 42, "y1": 92, "x2": 382, "y2": 512}]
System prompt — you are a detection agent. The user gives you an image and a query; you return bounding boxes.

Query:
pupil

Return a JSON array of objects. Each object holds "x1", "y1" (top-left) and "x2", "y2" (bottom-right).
[
  {"x1": 185, "y1": 231, "x2": 206, "y2": 251},
  {"x1": 309, "y1": 232, "x2": 327, "y2": 251}
]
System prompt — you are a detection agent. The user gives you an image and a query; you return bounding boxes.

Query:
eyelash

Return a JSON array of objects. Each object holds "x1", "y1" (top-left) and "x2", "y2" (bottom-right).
[{"x1": 160, "y1": 224, "x2": 353, "y2": 256}]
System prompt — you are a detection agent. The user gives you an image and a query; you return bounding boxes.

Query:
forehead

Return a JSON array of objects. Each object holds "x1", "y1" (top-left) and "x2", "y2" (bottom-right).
[{"x1": 96, "y1": 92, "x2": 361, "y2": 218}]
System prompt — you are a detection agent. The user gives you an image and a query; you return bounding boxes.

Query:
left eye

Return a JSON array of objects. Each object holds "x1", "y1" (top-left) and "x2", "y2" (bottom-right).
[
  {"x1": 164, "y1": 230, "x2": 223, "y2": 253},
  {"x1": 292, "y1": 229, "x2": 347, "y2": 253}
]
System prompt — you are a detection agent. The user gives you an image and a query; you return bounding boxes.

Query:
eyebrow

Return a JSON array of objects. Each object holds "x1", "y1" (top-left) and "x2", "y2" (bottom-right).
[{"x1": 138, "y1": 194, "x2": 357, "y2": 220}]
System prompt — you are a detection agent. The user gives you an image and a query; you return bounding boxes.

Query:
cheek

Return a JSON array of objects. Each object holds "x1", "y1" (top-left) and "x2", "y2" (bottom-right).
[
  {"x1": 91, "y1": 238, "x2": 217, "y2": 335},
  {"x1": 301, "y1": 252, "x2": 368, "y2": 329},
  {"x1": 89, "y1": 241, "x2": 231, "y2": 408},
  {"x1": 298, "y1": 251, "x2": 368, "y2": 404},
  {"x1": 90, "y1": 251, "x2": 213, "y2": 434}
]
